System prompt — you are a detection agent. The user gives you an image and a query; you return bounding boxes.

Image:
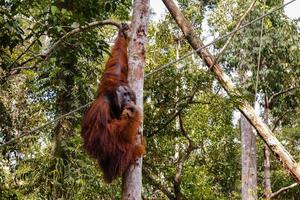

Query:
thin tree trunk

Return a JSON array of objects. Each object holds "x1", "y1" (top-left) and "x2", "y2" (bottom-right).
[
  {"x1": 239, "y1": 50, "x2": 257, "y2": 200},
  {"x1": 241, "y1": 114, "x2": 257, "y2": 199},
  {"x1": 122, "y1": 0, "x2": 149, "y2": 199},
  {"x1": 263, "y1": 95, "x2": 272, "y2": 199},
  {"x1": 162, "y1": 0, "x2": 300, "y2": 183},
  {"x1": 174, "y1": 38, "x2": 183, "y2": 200},
  {"x1": 264, "y1": 146, "x2": 272, "y2": 198}
]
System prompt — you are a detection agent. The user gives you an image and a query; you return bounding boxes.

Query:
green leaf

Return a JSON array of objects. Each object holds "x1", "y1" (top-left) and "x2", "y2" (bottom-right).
[
  {"x1": 51, "y1": 5, "x2": 58, "y2": 15},
  {"x1": 61, "y1": 8, "x2": 67, "y2": 15},
  {"x1": 57, "y1": 26, "x2": 62, "y2": 33}
]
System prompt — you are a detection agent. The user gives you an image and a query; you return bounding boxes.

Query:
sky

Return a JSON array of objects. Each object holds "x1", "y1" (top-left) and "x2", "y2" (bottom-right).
[
  {"x1": 150, "y1": 0, "x2": 300, "y2": 21},
  {"x1": 284, "y1": 0, "x2": 300, "y2": 19},
  {"x1": 150, "y1": 0, "x2": 166, "y2": 22}
]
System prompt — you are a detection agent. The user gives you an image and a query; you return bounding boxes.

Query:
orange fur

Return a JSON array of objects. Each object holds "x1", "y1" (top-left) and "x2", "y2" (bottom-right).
[{"x1": 81, "y1": 27, "x2": 145, "y2": 183}]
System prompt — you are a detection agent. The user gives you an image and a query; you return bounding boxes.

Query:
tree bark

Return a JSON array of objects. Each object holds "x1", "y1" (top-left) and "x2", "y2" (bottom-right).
[
  {"x1": 263, "y1": 95, "x2": 272, "y2": 199},
  {"x1": 174, "y1": 38, "x2": 183, "y2": 200},
  {"x1": 122, "y1": 0, "x2": 149, "y2": 199},
  {"x1": 162, "y1": 0, "x2": 300, "y2": 183},
  {"x1": 241, "y1": 114, "x2": 257, "y2": 200},
  {"x1": 239, "y1": 51, "x2": 257, "y2": 200}
]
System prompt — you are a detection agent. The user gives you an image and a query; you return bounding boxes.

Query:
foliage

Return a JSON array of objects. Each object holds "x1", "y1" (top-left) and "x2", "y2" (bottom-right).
[
  {"x1": 1, "y1": 0, "x2": 131, "y2": 199},
  {"x1": 209, "y1": 0, "x2": 300, "y2": 199},
  {"x1": 0, "y1": 0, "x2": 300, "y2": 199}
]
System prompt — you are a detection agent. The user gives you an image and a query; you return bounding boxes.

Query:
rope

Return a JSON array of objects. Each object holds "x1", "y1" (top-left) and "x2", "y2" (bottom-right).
[{"x1": 254, "y1": 1, "x2": 265, "y2": 103}]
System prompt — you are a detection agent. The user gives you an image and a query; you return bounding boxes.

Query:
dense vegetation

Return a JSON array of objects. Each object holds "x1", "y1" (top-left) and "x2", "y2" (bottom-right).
[{"x1": 1, "y1": 0, "x2": 299, "y2": 199}]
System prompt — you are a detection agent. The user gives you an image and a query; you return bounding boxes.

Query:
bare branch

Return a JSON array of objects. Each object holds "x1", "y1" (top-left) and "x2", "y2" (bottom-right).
[
  {"x1": 188, "y1": 101, "x2": 211, "y2": 104},
  {"x1": 271, "y1": 110, "x2": 291, "y2": 132},
  {"x1": 173, "y1": 142, "x2": 194, "y2": 200},
  {"x1": 9, "y1": 59, "x2": 43, "y2": 72},
  {"x1": 178, "y1": 113, "x2": 192, "y2": 144},
  {"x1": 270, "y1": 183, "x2": 298, "y2": 198},
  {"x1": 254, "y1": 0, "x2": 265, "y2": 103},
  {"x1": 142, "y1": 168, "x2": 175, "y2": 200},
  {"x1": 269, "y1": 87, "x2": 300, "y2": 104}
]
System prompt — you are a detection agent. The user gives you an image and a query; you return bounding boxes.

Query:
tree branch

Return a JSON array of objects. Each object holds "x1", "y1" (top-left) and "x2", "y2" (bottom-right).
[
  {"x1": 271, "y1": 110, "x2": 291, "y2": 132},
  {"x1": 142, "y1": 168, "x2": 175, "y2": 200},
  {"x1": 10, "y1": 19, "x2": 121, "y2": 72},
  {"x1": 9, "y1": 35, "x2": 43, "y2": 68},
  {"x1": 147, "y1": 86, "x2": 199, "y2": 137},
  {"x1": 178, "y1": 113, "x2": 192, "y2": 144},
  {"x1": 173, "y1": 113, "x2": 197, "y2": 200},
  {"x1": 269, "y1": 87, "x2": 300, "y2": 104},
  {"x1": 270, "y1": 183, "x2": 298, "y2": 198},
  {"x1": 40, "y1": 20, "x2": 120, "y2": 59}
]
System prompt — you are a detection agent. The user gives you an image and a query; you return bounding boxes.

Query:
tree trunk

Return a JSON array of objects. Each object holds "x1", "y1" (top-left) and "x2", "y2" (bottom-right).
[
  {"x1": 263, "y1": 95, "x2": 272, "y2": 199},
  {"x1": 174, "y1": 38, "x2": 183, "y2": 200},
  {"x1": 239, "y1": 52, "x2": 257, "y2": 200},
  {"x1": 162, "y1": 0, "x2": 300, "y2": 183},
  {"x1": 241, "y1": 114, "x2": 257, "y2": 199},
  {"x1": 122, "y1": 0, "x2": 149, "y2": 199}
]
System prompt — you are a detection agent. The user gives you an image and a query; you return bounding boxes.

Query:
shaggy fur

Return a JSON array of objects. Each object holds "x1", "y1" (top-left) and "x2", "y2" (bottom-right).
[{"x1": 81, "y1": 25, "x2": 145, "y2": 183}]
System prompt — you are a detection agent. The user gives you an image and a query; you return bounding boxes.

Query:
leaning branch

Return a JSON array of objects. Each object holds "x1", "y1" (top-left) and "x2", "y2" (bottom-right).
[
  {"x1": 162, "y1": 0, "x2": 300, "y2": 183},
  {"x1": 270, "y1": 183, "x2": 298, "y2": 198},
  {"x1": 10, "y1": 34, "x2": 43, "y2": 69}
]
